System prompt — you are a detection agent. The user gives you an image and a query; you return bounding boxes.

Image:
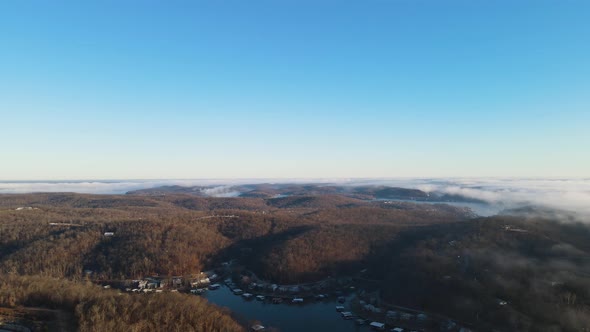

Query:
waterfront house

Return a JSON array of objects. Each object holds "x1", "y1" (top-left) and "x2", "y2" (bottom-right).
[
  {"x1": 147, "y1": 281, "x2": 161, "y2": 289},
  {"x1": 341, "y1": 312, "x2": 353, "y2": 319},
  {"x1": 369, "y1": 322, "x2": 385, "y2": 330}
]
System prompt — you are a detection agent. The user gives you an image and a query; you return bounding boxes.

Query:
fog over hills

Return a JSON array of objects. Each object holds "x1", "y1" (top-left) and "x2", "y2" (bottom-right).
[{"x1": 1, "y1": 178, "x2": 589, "y2": 216}]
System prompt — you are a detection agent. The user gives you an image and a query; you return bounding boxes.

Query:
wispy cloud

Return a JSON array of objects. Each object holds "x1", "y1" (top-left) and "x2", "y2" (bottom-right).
[
  {"x1": 199, "y1": 186, "x2": 241, "y2": 198},
  {"x1": 0, "y1": 180, "x2": 222, "y2": 195},
  {"x1": 373, "y1": 178, "x2": 590, "y2": 215}
]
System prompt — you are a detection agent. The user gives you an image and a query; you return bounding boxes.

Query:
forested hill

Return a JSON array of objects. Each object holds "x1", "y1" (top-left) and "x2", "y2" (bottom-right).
[
  {"x1": 0, "y1": 192, "x2": 474, "y2": 279},
  {"x1": 2, "y1": 192, "x2": 590, "y2": 331}
]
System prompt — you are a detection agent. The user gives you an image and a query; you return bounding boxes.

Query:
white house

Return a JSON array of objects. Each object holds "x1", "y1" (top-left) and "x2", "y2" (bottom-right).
[{"x1": 369, "y1": 321, "x2": 385, "y2": 330}]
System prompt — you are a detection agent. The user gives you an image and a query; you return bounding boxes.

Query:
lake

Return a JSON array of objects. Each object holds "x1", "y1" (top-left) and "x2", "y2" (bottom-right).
[{"x1": 204, "y1": 285, "x2": 373, "y2": 332}]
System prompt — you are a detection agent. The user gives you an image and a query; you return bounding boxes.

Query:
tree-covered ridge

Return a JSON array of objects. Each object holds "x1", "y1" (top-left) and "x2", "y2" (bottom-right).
[
  {"x1": 0, "y1": 193, "x2": 472, "y2": 280},
  {"x1": 2, "y1": 192, "x2": 589, "y2": 331},
  {"x1": 0, "y1": 275, "x2": 243, "y2": 332}
]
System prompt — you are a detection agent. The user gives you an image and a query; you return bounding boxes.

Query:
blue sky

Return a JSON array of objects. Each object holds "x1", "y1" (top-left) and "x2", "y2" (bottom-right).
[{"x1": 1, "y1": 0, "x2": 589, "y2": 180}]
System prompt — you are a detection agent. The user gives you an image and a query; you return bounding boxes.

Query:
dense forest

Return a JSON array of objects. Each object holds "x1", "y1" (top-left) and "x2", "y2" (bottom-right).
[
  {"x1": 364, "y1": 214, "x2": 590, "y2": 332},
  {"x1": 0, "y1": 275, "x2": 243, "y2": 332},
  {"x1": 1, "y1": 189, "x2": 589, "y2": 331},
  {"x1": 0, "y1": 192, "x2": 472, "y2": 280}
]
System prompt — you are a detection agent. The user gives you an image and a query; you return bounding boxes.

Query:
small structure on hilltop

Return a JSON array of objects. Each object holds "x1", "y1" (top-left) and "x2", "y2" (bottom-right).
[{"x1": 15, "y1": 206, "x2": 36, "y2": 211}]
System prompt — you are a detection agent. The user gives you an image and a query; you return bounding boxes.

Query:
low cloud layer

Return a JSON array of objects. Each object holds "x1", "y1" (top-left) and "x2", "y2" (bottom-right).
[
  {"x1": 0, "y1": 180, "x2": 237, "y2": 195},
  {"x1": 0, "y1": 178, "x2": 340, "y2": 195},
  {"x1": 1, "y1": 178, "x2": 589, "y2": 215},
  {"x1": 419, "y1": 178, "x2": 590, "y2": 215},
  {"x1": 350, "y1": 178, "x2": 590, "y2": 215}
]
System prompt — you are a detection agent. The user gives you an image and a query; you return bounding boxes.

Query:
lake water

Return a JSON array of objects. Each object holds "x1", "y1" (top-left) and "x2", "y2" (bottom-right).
[{"x1": 204, "y1": 285, "x2": 372, "y2": 332}]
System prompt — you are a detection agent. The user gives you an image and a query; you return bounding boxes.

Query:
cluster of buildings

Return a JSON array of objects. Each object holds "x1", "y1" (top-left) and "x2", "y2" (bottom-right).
[
  {"x1": 127, "y1": 278, "x2": 164, "y2": 293},
  {"x1": 347, "y1": 298, "x2": 473, "y2": 332}
]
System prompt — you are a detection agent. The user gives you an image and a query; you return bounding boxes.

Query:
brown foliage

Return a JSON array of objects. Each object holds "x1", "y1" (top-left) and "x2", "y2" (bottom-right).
[{"x1": 0, "y1": 275, "x2": 244, "y2": 332}]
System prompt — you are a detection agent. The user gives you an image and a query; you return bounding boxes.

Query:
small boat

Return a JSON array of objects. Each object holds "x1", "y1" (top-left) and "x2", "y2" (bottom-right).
[
  {"x1": 208, "y1": 284, "x2": 221, "y2": 290},
  {"x1": 256, "y1": 295, "x2": 265, "y2": 301},
  {"x1": 242, "y1": 293, "x2": 254, "y2": 299},
  {"x1": 233, "y1": 289, "x2": 244, "y2": 295},
  {"x1": 335, "y1": 306, "x2": 345, "y2": 312},
  {"x1": 291, "y1": 298, "x2": 304, "y2": 304}
]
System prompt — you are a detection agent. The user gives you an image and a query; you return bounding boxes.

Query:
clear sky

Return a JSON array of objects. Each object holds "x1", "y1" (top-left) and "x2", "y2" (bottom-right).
[{"x1": 1, "y1": 0, "x2": 589, "y2": 180}]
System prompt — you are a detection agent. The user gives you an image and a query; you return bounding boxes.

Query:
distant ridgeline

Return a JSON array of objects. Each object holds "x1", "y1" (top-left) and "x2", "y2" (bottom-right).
[
  {"x1": 127, "y1": 183, "x2": 485, "y2": 203},
  {"x1": 0, "y1": 189, "x2": 588, "y2": 331}
]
